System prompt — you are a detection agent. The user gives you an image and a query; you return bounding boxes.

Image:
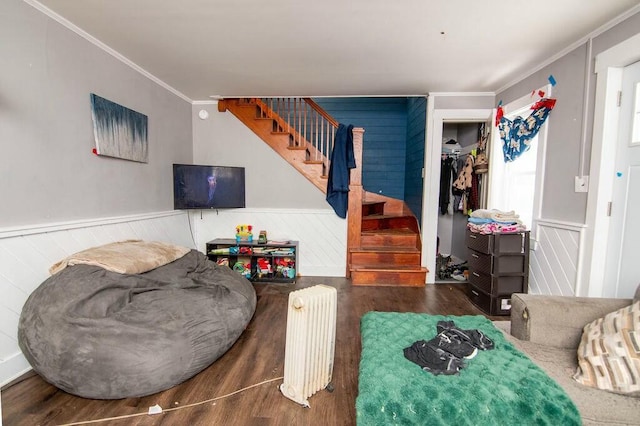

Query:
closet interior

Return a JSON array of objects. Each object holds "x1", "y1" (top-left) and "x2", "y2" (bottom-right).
[{"x1": 436, "y1": 121, "x2": 490, "y2": 283}]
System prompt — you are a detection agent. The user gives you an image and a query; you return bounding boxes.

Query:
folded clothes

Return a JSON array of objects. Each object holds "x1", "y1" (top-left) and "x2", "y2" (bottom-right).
[
  {"x1": 467, "y1": 222, "x2": 526, "y2": 234},
  {"x1": 471, "y1": 208, "x2": 518, "y2": 220},
  {"x1": 470, "y1": 209, "x2": 522, "y2": 225},
  {"x1": 470, "y1": 209, "x2": 497, "y2": 219},
  {"x1": 468, "y1": 217, "x2": 493, "y2": 224},
  {"x1": 491, "y1": 212, "x2": 520, "y2": 223}
]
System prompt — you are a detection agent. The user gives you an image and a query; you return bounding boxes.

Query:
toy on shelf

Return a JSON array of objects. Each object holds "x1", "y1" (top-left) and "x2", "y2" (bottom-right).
[
  {"x1": 238, "y1": 246, "x2": 253, "y2": 255},
  {"x1": 232, "y1": 261, "x2": 251, "y2": 279},
  {"x1": 235, "y1": 224, "x2": 253, "y2": 243},
  {"x1": 274, "y1": 257, "x2": 295, "y2": 279},
  {"x1": 258, "y1": 230, "x2": 268, "y2": 244},
  {"x1": 256, "y1": 257, "x2": 272, "y2": 278}
]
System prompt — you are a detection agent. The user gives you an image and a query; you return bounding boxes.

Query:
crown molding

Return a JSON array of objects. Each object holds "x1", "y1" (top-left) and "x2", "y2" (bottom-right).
[
  {"x1": 192, "y1": 100, "x2": 219, "y2": 105},
  {"x1": 428, "y1": 92, "x2": 495, "y2": 97}
]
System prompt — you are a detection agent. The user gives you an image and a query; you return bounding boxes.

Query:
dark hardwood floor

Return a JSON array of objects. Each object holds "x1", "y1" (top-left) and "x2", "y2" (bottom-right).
[{"x1": 2, "y1": 278, "x2": 504, "y2": 426}]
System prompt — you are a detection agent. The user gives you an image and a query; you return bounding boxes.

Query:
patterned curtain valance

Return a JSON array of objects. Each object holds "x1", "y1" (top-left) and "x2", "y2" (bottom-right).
[{"x1": 496, "y1": 98, "x2": 556, "y2": 163}]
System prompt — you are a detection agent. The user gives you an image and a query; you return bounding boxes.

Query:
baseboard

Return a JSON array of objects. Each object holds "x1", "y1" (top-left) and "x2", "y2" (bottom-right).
[
  {"x1": 1, "y1": 370, "x2": 35, "y2": 391},
  {"x1": 0, "y1": 352, "x2": 32, "y2": 389},
  {"x1": 300, "y1": 266, "x2": 346, "y2": 278}
]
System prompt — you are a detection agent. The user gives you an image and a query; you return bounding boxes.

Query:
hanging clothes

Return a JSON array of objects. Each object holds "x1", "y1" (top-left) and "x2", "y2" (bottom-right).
[
  {"x1": 452, "y1": 156, "x2": 466, "y2": 212},
  {"x1": 468, "y1": 172, "x2": 480, "y2": 212},
  {"x1": 496, "y1": 98, "x2": 556, "y2": 162},
  {"x1": 326, "y1": 124, "x2": 355, "y2": 218},
  {"x1": 439, "y1": 156, "x2": 455, "y2": 214},
  {"x1": 452, "y1": 154, "x2": 474, "y2": 195}
]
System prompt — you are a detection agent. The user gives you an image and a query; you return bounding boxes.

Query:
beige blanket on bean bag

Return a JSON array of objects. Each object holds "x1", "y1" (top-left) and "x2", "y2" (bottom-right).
[{"x1": 49, "y1": 240, "x2": 191, "y2": 275}]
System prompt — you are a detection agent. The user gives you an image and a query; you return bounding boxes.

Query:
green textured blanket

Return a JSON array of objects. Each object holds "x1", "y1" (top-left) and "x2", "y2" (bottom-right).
[{"x1": 356, "y1": 312, "x2": 581, "y2": 426}]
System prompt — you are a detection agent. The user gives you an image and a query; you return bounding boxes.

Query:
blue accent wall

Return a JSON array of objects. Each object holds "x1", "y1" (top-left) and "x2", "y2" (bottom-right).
[
  {"x1": 312, "y1": 98, "x2": 408, "y2": 200},
  {"x1": 404, "y1": 97, "x2": 427, "y2": 223}
]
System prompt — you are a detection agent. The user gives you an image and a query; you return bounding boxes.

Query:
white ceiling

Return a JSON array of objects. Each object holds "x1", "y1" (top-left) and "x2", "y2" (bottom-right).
[{"x1": 31, "y1": 0, "x2": 640, "y2": 101}]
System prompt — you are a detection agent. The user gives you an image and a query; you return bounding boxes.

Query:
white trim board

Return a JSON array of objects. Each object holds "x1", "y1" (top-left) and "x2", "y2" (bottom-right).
[
  {"x1": 0, "y1": 211, "x2": 189, "y2": 239},
  {"x1": 530, "y1": 219, "x2": 586, "y2": 296}
]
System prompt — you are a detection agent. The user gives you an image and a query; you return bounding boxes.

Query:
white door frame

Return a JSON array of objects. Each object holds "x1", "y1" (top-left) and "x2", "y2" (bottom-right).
[
  {"x1": 421, "y1": 99, "x2": 493, "y2": 284},
  {"x1": 582, "y1": 32, "x2": 640, "y2": 297}
]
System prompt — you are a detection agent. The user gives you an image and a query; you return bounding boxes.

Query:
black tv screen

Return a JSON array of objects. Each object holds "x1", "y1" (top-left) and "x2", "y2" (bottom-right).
[{"x1": 173, "y1": 164, "x2": 246, "y2": 209}]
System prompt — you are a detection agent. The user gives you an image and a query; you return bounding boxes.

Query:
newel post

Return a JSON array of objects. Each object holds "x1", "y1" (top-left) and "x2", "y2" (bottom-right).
[{"x1": 346, "y1": 127, "x2": 364, "y2": 277}]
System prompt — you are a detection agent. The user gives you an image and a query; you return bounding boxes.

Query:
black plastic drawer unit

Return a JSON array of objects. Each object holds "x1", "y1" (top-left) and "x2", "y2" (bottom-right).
[
  {"x1": 466, "y1": 231, "x2": 528, "y2": 255},
  {"x1": 468, "y1": 251, "x2": 526, "y2": 275},
  {"x1": 467, "y1": 285, "x2": 513, "y2": 316},
  {"x1": 468, "y1": 270, "x2": 526, "y2": 296},
  {"x1": 466, "y1": 229, "x2": 530, "y2": 316}
]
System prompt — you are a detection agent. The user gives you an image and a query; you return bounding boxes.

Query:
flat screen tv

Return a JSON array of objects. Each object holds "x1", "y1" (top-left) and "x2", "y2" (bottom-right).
[{"x1": 173, "y1": 164, "x2": 246, "y2": 209}]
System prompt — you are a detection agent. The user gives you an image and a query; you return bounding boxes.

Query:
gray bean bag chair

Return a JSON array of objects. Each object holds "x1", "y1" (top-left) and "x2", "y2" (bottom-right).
[{"x1": 18, "y1": 248, "x2": 256, "y2": 399}]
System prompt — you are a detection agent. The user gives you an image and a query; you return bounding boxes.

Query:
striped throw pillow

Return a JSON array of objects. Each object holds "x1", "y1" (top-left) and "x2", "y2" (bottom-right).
[{"x1": 573, "y1": 301, "x2": 640, "y2": 395}]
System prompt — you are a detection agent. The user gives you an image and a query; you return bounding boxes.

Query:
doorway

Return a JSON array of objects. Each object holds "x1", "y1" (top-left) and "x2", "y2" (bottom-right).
[
  {"x1": 422, "y1": 106, "x2": 493, "y2": 284},
  {"x1": 435, "y1": 122, "x2": 487, "y2": 283}
]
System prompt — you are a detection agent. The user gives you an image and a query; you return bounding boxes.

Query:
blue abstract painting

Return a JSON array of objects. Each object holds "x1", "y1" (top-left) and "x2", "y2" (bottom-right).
[{"x1": 90, "y1": 94, "x2": 148, "y2": 163}]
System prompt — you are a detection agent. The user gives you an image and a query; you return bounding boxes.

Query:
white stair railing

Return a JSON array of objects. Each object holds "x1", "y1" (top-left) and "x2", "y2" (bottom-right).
[{"x1": 257, "y1": 98, "x2": 339, "y2": 175}]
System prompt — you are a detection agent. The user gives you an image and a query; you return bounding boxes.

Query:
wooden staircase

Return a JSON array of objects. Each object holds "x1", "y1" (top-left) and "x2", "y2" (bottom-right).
[
  {"x1": 350, "y1": 201, "x2": 427, "y2": 286},
  {"x1": 218, "y1": 98, "x2": 427, "y2": 286}
]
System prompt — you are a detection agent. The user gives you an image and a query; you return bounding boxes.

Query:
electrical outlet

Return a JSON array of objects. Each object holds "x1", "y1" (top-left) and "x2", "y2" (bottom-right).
[{"x1": 574, "y1": 176, "x2": 589, "y2": 192}]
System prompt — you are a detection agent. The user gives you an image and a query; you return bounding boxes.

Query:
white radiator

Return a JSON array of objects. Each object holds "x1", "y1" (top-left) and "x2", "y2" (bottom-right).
[{"x1": 280, "y1": 284, "x2": 337, "y2": 407}]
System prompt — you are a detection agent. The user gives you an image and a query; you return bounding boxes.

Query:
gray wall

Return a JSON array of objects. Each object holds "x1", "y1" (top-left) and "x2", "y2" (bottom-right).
[
  {"x1": 192, "y1": 104, "x2": 329, "y2": 209},
  {"x1": 433, "y1": 95, "x2": 495, "y2": 110},
  {"x1": 497, "y1": 12, "x2": 640, "y2": 223},
  {"x1": 0, "y1": 0, "x2": 192, "y2": 228}
]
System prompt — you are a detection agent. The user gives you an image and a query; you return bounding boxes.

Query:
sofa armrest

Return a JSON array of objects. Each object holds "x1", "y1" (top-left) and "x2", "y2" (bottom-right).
[{"x1": 510, "y1": 293, "x2": 632, "y2": 349}]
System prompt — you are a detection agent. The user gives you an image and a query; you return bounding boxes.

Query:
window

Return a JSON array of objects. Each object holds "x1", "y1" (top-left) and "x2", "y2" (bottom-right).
[
  {"x1": 488, "y1": 87, "x2": 550, "y2": 235},
  {"x1": 492, "y1": 128, "x2": 538, "y2": 229}
]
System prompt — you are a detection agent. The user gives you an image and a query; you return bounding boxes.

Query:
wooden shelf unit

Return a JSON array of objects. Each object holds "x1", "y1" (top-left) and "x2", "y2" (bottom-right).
[{"x1": 206, "y1": 238, "x2": 298, "y2": 283}]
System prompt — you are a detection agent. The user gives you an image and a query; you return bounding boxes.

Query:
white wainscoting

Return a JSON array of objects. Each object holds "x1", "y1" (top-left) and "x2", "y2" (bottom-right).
[
  {"x1": 0, "y1": 211, "x2": 194, "y2": 387},
  {"x1": 529, "y1": 219, "x2": 586, "y2": 296},
  {"x1": 190, "y1": 208, "x2": 347, "y2": 277}
]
